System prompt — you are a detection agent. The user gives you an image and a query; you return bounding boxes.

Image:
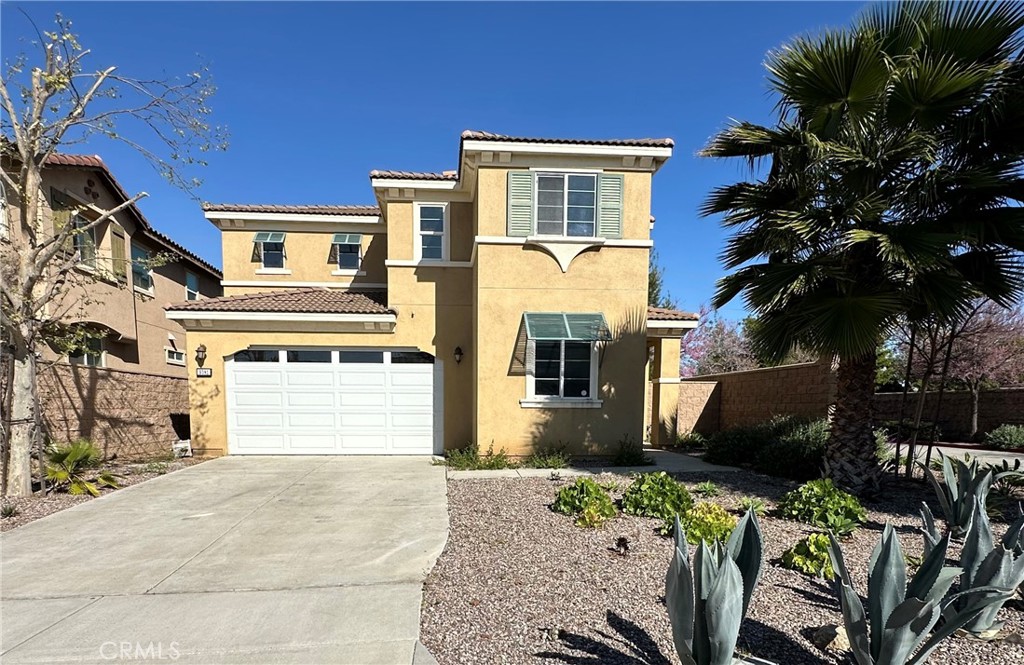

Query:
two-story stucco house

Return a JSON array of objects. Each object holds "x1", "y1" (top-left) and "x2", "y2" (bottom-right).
[{"x1": 166, "y1": 131, "x2": 696, "y2": 458}]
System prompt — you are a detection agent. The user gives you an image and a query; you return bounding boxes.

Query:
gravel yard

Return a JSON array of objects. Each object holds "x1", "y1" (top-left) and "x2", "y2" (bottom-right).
[
  {"x1": 0, "y1": 457, "x2": 205, "y2": 532},
  {"x1": 422, "y1": 470, "x2": 1024, "y2": 665}
]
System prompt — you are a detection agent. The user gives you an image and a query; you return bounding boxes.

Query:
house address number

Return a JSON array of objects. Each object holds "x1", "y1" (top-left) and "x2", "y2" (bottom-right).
[{"x1": 196, "y1": 368, "x2": 213, "y2": 378}]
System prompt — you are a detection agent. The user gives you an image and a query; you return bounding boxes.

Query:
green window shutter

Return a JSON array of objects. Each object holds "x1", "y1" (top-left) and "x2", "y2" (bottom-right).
[
  {"x1": 50, "y1": 189, "x2": 74, "y2": 253},
  {"x1": 111, "y1": 225, "x2": 127, "y2": 280},
  {"x1": 507, "y1": 170, "x2": 534, "y2": 237},
  {"x1": 597, "y1": 173, "x2": 624, "y2": 239}
]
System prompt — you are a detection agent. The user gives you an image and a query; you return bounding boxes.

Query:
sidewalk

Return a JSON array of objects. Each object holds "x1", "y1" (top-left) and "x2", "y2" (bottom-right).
[{"x1": 445, "y1": 448, "x2": 739, "y2": 479}]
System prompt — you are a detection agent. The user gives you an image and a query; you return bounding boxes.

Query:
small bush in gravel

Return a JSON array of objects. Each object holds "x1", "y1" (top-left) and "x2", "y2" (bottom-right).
[
  {"x1": 693, "y1": 480, "x2": 720, "y2": 497},
  {"x1": 776, "y1": 478, "x2": 867, "y2": 536},
  {"x1": 142, "y1": 461, "x2": 170, "y2": 475},
  {"x1": 737, "y1": 496, "x2": 766, "y2": 516},
  {"x1": 986, "y1": 424, "x2": 1024, "y2": 450},
  {"x1": 781, "y1": 533, "x2": 834, "y2": 580},
  {"x1": 552, "y1": 478, "x2": 616, "y2": 528},
  {"x1": 524, "y1": 445, "x2": 571, "y2": 469},
  {"x1": 612, "y1": 435, "x2": 653, "y2": 466},
  {"x1": 442, "y1": 442, "x2": 518, "y2": 470},
  {"x1": 675, "y1": 501, "x2": 737, "y2": 544},
  {"x1": 45, "y1": 440, "x2": 120, "y2": 497},
  {"x1": 703, "y1": 415, "x2": 815, "y2": 470},
  {"x1": 621, "y1": 472, "x2": 693, "y2": 523},
  {"x1": 753, "y1": 418, "x2": 828, "y2": 481},
  {"x1": 1, "y1": 503, "x2": 17, "y2": 518}
]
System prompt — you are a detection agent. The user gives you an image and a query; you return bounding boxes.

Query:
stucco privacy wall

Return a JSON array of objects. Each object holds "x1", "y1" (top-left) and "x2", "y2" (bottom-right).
[
  {"x1": 677, "y1": 359, "x2": 837, "y2": 434},
  {"x1": 31, "y1": 363, "x2": 188, "y2": 458},
  {"x1": 873, "y1": 388, "x2": 1024, "y2": 439}
]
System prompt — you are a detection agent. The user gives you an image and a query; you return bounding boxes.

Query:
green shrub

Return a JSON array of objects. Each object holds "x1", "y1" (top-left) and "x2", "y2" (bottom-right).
[
  {"x1": 621, "y1": 472, "x2": 693, "y2": 523},
  {"x1": 552, "y1": 478, "x2": 616, "y2": 528},
  {"x1": 142, "y1": 461, "x2": 170, "y2": 475},
  {"x1": 442, "y1": 442, "x2": 518, "y2": 470},
  {"x1": 612, "y1": 435, "x2": 653, "y2": 466},
  {"x1": 737, "y1": 496, "x2": 766, "y2": 516},
  {"x1": 879, "y1": 419, "x2": 943, "y2": 442},
  {"x1": 781, "y1": 533, "x2": 835, "y2": 580},
  {"x1": 985, "y1": 424, "x2": 1024, "y2": 450},
  {"x1": 703, "y1": 415, "x2": 814, "y2": 470},
  {"x1": 675, "y1": 501, "x2": 737, "y2": 544},
  {"x1": 693, "y1": 480, "x2": 720, "y2": 497},
  {"x1": 1, "y1": 503, "x2": 17, "y2": 518},
  {"x1": 753, "y1": 419, "x2": 828, "y2": 481},
  {"x1": 776, "y1": 478, "x2": 867, "y2": 536},
  {"x1": 675, "y1": 431, "x2": 707, "y2": 449},
  {"x1": 45, "y1": 440, "x2": 119, "y2": 497},
  {"x1": 525, "y1": 445, "x2": 572, "y2": 469}
]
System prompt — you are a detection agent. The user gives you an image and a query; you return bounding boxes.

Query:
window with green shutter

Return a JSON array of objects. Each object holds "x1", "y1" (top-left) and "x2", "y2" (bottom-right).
[
  {"x1": 506, "y1": 172, "x2": 624, "y2": 238},
  {"x1": 111, "y1": 225, "x2": 127, "y2": 281}
]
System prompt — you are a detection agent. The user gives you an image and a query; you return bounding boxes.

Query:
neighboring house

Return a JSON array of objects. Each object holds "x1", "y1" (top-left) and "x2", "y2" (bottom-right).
[
  {"x1": 166, "y1": 130, "x2": 697, "y2": 458},
  {"x1": 1, "y1": 154, "x2": 222, "y2": 455}
]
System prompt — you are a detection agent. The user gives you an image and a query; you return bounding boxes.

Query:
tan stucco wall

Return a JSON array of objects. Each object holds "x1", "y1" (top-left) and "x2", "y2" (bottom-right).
[
  {"x1": 17, "y1": 169, "x2": 221, "y2": 379},
  {"x1": 220, "y1": 226, "x2": 387, "y2": 292},
  {"x1": 649, "y1": 336, "x2": 682, "y2": 446}
]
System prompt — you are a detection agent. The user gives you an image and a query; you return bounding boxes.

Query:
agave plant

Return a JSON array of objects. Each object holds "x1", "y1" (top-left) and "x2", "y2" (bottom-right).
[
  {"x1": 45, "y1": 440, "x2": 120, "y2": 497},
  {"x1": 665, "y1": 510, "x2": 763, "y2": 665},
  {"x1": 921, "y1": 452, "x2": 1019, "y2": 539},
  {"x1": 953, "y1": 498, "x2": 1024, "y2": 636},
  {"x1": 827, "y1": 524, "x2": 1013, "y2": 665}
]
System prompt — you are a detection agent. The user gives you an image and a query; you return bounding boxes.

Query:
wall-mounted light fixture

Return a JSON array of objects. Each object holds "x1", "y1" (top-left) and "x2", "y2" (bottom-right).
[
  {"x1": 195, "y1": 344, "x2": 207, "y2": 367},
  {"x1": 454, "y1": 346, "x2": 463, "y2": 365}
]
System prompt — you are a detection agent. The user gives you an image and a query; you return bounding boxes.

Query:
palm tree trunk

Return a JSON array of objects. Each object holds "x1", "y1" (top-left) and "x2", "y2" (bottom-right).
[{"x1": 826, "y1": 352, "x2": 881, "y2": 495}]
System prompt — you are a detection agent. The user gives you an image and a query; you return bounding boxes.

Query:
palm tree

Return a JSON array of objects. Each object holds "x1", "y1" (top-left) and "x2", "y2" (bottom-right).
[{"x1": 700, "y1": 1, "x2": 1024, "y2": 494}]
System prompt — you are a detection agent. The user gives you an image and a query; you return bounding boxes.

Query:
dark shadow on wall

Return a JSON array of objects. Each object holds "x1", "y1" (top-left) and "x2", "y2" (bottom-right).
[{"x1": 524, "y1": 307, "x2": 648, "y2": 457}]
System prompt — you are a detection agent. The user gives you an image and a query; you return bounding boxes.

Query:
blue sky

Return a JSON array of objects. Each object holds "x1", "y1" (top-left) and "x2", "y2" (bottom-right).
[{"x1": 2, "y1": 1, "x2": 866, "y2": 317}]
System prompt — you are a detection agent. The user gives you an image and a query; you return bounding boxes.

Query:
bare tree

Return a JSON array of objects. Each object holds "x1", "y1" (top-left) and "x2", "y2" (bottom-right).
[{"x1": 1, "y1": 14, "x2": 226, "y2": 496}]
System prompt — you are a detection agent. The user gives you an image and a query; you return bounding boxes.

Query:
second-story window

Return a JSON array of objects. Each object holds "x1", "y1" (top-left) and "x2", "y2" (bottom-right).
[
  {"x1": 416, "y1": 203, "x2": 447, "y2": 261},
  {"x1": 252, "y1": 232, "x2": 286, "y2": 269},
  {"x1": 131, "y1": 244, "x2": 154, "y2": 292},
  {"x1": 329, "y1": 233, "x2": 362, "y2": 270},
  {"x1": 185, "y1": 271, "x2": 200, "y2": 300},
  {"x1": 536, "y1": 173, "x2": 597, "y2": 237},
  {"x1": 73, "y1": 214, "x2": 98, "y2": 267},
  {"x1": 70, "y1": 336, "x2": 104, "y2": 367}
]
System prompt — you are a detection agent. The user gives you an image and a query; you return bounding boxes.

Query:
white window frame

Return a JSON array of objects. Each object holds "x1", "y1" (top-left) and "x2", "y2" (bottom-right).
[
  {"x1": 414, "y1": 202, "x2": 449, "y2": 262},
  {"x1": 185, "y1": 271, "x2": 200, "y2": 301},
  {"x1": 259, "y1": 242, "x2": 287, "y2": 272},
  {"x1": 522, "y1": 339, "x2": 601, "y2": 408},
  {"x1": 130, "y1": 242, "x2": 155, "y2": 295},
  {"x1": 333, "y1": 241, "x2": 362, "y2": 272},
  {"x1": 165, "y1": 347, "x2": 186, "y2": 366},
  {"x1": 73, "y1": 213, "x2": 98, "y2": 269},
  {"x1": 70, "y1": 338, "x2": 105, "y2": 368},
  {"x1": 533, "y1": 172, "x2": 598, "y2": 238}
]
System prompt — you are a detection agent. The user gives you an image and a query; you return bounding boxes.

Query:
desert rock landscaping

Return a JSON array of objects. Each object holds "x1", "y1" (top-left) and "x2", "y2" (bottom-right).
[{"x1": 421, "y1": 470, "x2": 1024, "y2": 665}]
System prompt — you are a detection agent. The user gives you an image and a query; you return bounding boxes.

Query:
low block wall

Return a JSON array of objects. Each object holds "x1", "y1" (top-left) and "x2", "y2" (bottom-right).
[
  {"x1": 873, "y1": 388, "x2": 1024, "y2": 439},
  {"x1": 677, "y1": 360, "x2": 836, "y2": 434},
  {"x1": 36, "y1": 364, "x2": 188, "y2": 459}
]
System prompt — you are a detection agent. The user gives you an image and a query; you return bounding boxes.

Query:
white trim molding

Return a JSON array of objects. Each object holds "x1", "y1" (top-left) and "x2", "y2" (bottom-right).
[
  {"x1": 220, "y1": 280, "x2": 387, "y2": 289},
  {"x1": 370, "y1": 178, "x2": 459, "y2": 191},
  {"x1": 205, "y1": 211, "x2": 381, "y2": 224},
  {"x1": 385, "y1": 260, "x2": 472, "y2": 269},
  {"x1": 462, "y1": 139, "x2": 673, "y2": 160},
  {"x1": 519, "y1": 399, "x2": 603, "y2": 409},
  {"x1": 647, "y1": 319, "x2": 699, "y2": 330},
  {"x1": 166, "y1": 311, "x2": 397, "y2": 324},
  {"x1": 331, "y1": 270, "x2": 366, "y2": 277},
  {"x1": 475, "y1": 235, "x2": 653, "y2": 249},
  {"x1": 652, "y1": 377, "x2": 682, "y2": 384}
]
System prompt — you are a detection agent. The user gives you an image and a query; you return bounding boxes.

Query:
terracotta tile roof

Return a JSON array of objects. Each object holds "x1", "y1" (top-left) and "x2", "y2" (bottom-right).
[
  {"x1": 368, "y1": 170, "x2": 458, "y2": 181},
  {"x1": 166, "y1": 288, "x2": 393, "y2": 315},
  {"x1": 202, "y1": 203, "x2": 380, "y2": 215},
  {"x1": 647, "y1": 306, "x2": 699, "y2": 322},
  {"x1": 34, "y1": 153, "x2": 222, "y2": 278},
  {"x1": 462, "y1": 130, "x2": 675, "y2": 148}
]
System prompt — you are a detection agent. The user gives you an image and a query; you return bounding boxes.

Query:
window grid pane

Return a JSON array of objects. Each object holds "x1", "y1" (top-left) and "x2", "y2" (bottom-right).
[
  {"x1": 337, "y1": 244, "x2": 360, "y2": 269},
  {"x1": 286, "y1": 350, "x2": 331, "y2": 363}
]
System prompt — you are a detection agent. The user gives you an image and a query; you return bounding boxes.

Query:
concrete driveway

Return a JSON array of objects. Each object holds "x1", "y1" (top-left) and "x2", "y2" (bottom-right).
[{"x1": 0, "y1": 456, "x2": 448, "y2": 664}]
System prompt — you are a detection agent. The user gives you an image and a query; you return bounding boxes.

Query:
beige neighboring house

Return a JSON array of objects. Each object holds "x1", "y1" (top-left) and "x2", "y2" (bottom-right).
[
  {"x1": 2, "y1": 154, "x2": 222, "y2": 455},
  {"x1": 167, "y1": 130, "x2": 697, "y2": 458}
]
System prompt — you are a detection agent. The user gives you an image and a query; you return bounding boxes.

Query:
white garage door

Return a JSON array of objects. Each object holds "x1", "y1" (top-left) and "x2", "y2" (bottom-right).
[{"x1": 225, "y1": 349, "x2": 439, "y2": 455}]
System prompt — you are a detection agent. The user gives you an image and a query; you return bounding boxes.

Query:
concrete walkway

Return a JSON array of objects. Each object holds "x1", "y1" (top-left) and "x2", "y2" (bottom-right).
[
  {"x1": 0, "y1": 456, "x2": 448, "y2": 664},
  {"x1": 446, "y1": 448, "x2": 739, "y2": 479}
]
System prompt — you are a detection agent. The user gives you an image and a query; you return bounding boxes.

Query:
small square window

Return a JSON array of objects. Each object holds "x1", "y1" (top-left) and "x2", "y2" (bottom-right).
[
  {"x1": 262, "y1": 242, "x2": 285, "y2": 269},
  {"x1": 529, "y1": 340, "x2": 594, "y2": 400},
  {"x1": 416, "y1": 204, "x2": 447, "y2": 261},
  {"x1": 336, "y1": 244, "x2": 360, "y2": 269},
  {"x1": 286, "y1": 350, "x2": 331, "y2": 363},
  {"x1": 233, "y1": 350, "x2": 279, "y2": 362},
  {"x1": 185, "y1": 272, "x2": 200, "y2": 301},
  {"x1": 70, "y1": 337, "x2": 104, "y2": 367},
  {"x1": 165, "y1": 348, "x2": 186, "y2": 365},
  {"x1": 132, "y1": 245, "x2": 153, "y2": 292}
]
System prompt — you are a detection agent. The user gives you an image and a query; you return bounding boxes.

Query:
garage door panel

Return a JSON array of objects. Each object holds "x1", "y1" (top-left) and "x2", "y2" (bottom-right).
[
  {"x1": 285, "y1": 372, "x2": 335, "y2": 387},
  {"x1": 227, "y1": 349, "x2": 436, "y2": 455},
  {"x1": 286, "y1": 392, "x2": 335, "y2": 408},
  {"x1": 286, "y1": 412, "x2": 336, "y2": 428},
  {"x1": 233, "y1": 372, "x2": 283, "y2": 387},
  {"x1": 234, "y1": 413, "x2": 284, "y2": 428},
  {"x1": 234, "y1": 392, "x2": 284, "y2": 407}
]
